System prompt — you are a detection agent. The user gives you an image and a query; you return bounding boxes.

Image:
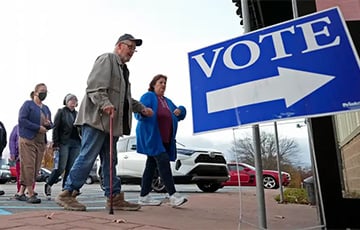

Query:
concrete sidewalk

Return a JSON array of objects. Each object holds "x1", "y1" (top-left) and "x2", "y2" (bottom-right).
[{"x1": 0, "y1": 190, "x2": 323, "y2": 230}]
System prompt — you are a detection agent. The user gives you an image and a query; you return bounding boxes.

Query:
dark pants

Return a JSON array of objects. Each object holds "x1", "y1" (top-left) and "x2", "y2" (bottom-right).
[
  {"x1": 140, "y1": 147, "x2": 176, "y2": 197},
  {"x1": 47, "y1": 138, "x2": 81, "y2": 187}
]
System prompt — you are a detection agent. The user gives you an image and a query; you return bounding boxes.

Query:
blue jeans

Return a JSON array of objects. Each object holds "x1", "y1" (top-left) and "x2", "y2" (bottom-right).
[
  {"x1": 47, "y1": 138, "x2": 81, "y2": 187},
  {"x1": 63, "y1": 125, "x2": 120, "y2": 197},
  {"x1": 140, "y1": 151, "x2": 176, "y2": 197}
]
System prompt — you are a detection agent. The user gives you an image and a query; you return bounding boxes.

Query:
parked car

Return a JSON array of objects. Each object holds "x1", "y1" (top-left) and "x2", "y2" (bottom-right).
[
  {"x1": 0, "y1": 159, "x2": 17, "y2": 183},
  {"x1": 36, "y1": 167, "x2": 62, "y2": 183},
  {"x1": 97, "y1": 136, "x2": 230, "y2": 193},
  {"x1": 0, "y1": 160, "x2": 12, "y2": 184},
  {"x1": 7, "y1": 160, "x2": 17, "y2": 183},
  {"x1": 222, "y1": 162, "x2": 291, "y2": 189}
]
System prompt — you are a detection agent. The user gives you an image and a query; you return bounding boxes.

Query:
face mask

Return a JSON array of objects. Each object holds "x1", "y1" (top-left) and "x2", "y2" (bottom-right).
[{"x1": 38, "y1": 92, "x2": 47, "y2": 101}]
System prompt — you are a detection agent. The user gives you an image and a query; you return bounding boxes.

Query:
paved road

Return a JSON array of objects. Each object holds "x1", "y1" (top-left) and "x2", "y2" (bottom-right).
[
  {"x1": 0, "y1": 182, "x2": 143, "y2": 214},
  {"x1": 0, "y1": 182, "x2": 251, "y2": 214}
]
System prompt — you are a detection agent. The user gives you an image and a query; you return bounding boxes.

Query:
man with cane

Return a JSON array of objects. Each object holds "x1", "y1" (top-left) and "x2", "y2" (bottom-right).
[{"x1": 55, "y1": 33, "x2": 153, "y2": 212}]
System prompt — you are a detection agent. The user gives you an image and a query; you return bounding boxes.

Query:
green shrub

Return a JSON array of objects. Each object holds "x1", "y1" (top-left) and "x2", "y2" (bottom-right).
[{"x1": 274, "y1": 188, "x2": 309, "y2": 204}]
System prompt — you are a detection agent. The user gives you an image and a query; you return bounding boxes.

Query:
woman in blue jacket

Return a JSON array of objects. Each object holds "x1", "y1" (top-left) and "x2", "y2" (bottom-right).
[
  {"x1": 15, "y1": 83, "x2": 53, "y2": 204},
  {"x1": 135, "y1": 74, "x2": 187, "y2": 207}
]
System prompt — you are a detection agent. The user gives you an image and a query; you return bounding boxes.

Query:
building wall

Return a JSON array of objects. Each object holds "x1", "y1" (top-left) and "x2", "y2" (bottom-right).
[
  {"x1": 335, "y1": 112, "x2": 360, "y2": 145},
  {"x1": 338, "y1": 124, "x2": 360, "y2": 196},
  {"x1": 316, "y1": 0, "x2": 360, "y2": 20},
  {"x1": 335, "y1": 112, "x2": 360, "y2": 196},
  {"x1": 320, "y1": 0, "x2": 360, "y2": 197}
]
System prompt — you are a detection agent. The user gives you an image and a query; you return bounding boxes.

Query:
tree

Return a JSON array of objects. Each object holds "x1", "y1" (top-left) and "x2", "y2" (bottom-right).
[{"x1": 231, "y1": 131, "x2": 300, "y2": 169}]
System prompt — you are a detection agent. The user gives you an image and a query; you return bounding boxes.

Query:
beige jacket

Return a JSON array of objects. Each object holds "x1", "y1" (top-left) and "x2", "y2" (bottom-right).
[{"x1": 74, "y1": 53, "x2": 145, "y2": 136}]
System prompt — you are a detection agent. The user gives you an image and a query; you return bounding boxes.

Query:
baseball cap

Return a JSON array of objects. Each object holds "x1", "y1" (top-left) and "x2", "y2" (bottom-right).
[{"x1": 115, "y1": 33, "x2": 142, "y2": 46}]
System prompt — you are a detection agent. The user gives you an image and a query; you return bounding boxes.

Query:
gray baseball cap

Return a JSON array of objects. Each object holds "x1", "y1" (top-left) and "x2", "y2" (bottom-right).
[{"x1": 115, "y1": 33, "x2": 142, "y2": 46}]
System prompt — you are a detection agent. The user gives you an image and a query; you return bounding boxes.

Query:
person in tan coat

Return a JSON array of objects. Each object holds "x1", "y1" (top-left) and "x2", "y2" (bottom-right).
[{"x1": 55, "y1": 33, "x2": 153, "y2": 211}]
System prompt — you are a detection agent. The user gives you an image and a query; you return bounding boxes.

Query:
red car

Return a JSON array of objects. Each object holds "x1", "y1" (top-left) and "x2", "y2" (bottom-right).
[
  {"x1": 7, "y1": 159, "x2": 17, "y2": 183},
  {"x1": 222, "y1": 162, "x2": 291, "y2": 189}
]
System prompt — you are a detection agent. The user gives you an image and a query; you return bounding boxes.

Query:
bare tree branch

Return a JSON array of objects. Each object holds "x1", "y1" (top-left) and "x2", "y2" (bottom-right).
[{"x1": 231, "y1": 131, "x2": 300, "y2": 169}]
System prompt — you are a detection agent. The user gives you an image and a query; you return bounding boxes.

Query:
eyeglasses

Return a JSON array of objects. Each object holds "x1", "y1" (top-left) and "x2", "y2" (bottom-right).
[{"x1": 121, "y1": 42, "x2": 137, "y2": 52}]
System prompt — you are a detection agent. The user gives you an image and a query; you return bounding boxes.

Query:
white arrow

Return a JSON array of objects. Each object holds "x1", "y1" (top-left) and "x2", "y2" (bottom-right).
[{"x1": 206, "y1": 67, "x2": 335, "y2": 113}]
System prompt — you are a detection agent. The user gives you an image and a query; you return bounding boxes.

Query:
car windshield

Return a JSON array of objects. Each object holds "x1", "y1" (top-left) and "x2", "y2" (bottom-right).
[{"x1": 241, "y1": 163, "x2": 256, "y2": 170}]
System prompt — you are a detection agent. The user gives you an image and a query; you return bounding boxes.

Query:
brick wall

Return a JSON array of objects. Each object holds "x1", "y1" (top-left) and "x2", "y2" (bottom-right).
[{"x1": 341, "y1": 134, "x2": 360, "y2": 196}]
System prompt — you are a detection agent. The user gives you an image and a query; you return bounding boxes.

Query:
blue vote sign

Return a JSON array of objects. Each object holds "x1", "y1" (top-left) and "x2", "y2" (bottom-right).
[{"x1": 188, "y1": 7, "x2": 360, "y2": 134}]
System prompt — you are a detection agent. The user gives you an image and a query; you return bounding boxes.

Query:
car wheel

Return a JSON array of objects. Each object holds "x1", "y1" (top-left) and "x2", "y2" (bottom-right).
[
  {"x1": 151, "y1": 177, "x2": 167, "y2": 193},
  {"x1": 263, "y1": 175, "x2": 278, "y2": 189},
  {"x1": 196, "y1": 182, "x2": 221, "y2": 193},
  {"x1": 85, "y1": 176, "x2": 93, "y2": 185}
]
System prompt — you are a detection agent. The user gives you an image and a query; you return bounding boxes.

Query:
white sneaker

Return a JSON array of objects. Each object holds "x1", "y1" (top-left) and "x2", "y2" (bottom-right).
[
  {"x1": 138, "y1": 194, "x2": 162, "y2": 206},
  {"x1": 169, "y1": 192, "x2": 188, "y2": 208}
]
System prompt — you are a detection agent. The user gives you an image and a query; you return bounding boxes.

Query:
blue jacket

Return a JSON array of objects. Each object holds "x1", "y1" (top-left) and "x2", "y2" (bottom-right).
[
  {"x1": 135, "y1": 91, "x2": 186, "y2": 161},
  {"x1": 18, "y1": 100, "x2": 52, "y2": 140}
]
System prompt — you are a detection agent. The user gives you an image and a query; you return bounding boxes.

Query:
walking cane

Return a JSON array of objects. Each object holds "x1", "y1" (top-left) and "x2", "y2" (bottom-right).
[{"x1": 109, "y1": 113, "x2": 114, "y2": 215}]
